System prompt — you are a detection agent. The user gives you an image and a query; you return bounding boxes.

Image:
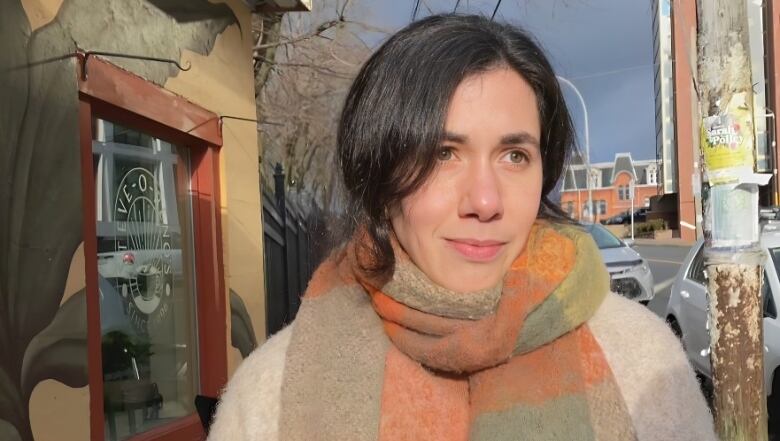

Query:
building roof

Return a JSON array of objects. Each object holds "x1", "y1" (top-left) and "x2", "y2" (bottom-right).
[
  {"x1": 561, "y1": 153, "x2": 659, "y2": 190},
  {"x1": 611, "y1": 153, "x2": 636, "y2": 182}
]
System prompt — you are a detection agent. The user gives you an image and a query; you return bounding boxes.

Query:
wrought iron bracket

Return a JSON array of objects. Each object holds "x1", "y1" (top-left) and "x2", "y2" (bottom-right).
[{"x1": 80, "y1": 51, "x2": 191, "y2": 80}]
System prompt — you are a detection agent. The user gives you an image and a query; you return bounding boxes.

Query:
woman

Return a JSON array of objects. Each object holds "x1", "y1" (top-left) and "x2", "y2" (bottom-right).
[{"x1": 209, "y1": 14, "x2": 716, "y2": 441}]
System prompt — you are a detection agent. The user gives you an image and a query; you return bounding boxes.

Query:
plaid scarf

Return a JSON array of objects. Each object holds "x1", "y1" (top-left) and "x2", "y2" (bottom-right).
[{"x1": 279, "y1": 222, "x2": 637, "y2": 440}]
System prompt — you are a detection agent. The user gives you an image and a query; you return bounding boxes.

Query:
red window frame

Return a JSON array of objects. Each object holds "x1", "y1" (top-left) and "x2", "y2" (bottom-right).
[{"x1": 77, "y1": 54, "x2": 227, "y2": 441}]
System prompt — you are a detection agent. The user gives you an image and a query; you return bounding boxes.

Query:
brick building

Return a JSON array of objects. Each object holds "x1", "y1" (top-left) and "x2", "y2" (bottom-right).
[{"x1": 560, "y1": 153, "x2": 661, "y2": 223}]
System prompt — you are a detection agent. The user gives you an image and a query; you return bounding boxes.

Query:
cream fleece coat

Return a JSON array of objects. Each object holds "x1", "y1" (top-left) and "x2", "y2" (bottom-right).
[{"x1": 208, "y1": 293, "x2": 718, "y2": 441}]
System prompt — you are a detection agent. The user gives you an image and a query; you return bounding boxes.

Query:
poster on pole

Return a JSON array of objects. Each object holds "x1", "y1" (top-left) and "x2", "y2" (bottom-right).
[{"x1": 700, "y1": 92, "x2": 755, "y2": 185}]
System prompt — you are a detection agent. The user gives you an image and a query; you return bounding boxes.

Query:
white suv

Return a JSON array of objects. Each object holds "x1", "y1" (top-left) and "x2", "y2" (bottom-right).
[{"x1": 585, "y1": 223, "x2": 655, "y2": 304}]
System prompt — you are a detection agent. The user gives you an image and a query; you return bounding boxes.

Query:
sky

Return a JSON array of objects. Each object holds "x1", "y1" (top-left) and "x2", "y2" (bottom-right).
[{"x1": 306, "y1": 0, "x2": 658, "y2": 163}]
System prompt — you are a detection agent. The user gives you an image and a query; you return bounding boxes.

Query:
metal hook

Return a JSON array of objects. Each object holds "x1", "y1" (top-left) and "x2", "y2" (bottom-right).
[{"x1": 81, "y1": 50, "x2": 191, "y2": 80}]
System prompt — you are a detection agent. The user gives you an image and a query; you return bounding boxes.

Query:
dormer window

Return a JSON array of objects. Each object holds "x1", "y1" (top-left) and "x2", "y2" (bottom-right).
[{"x1": 647, "y1": 164, "x2": 658, "y2": 185}]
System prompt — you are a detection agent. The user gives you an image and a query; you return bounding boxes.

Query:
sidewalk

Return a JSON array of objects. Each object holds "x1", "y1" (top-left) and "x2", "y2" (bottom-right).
[{"x1": 633, "y1": 237, "x2": 695, "y2": 247}]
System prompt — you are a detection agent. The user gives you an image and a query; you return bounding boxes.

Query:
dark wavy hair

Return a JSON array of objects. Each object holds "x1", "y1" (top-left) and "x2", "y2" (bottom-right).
[{"x1": 337, "y1": 13, "x2": 576, "y2": 276}]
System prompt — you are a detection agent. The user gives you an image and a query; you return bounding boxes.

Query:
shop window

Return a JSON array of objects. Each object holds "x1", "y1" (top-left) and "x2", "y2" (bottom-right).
[
  {"x1": 79, "y1": 55, "x2": 226, "y2": 441},
  {"x1": 599, "y1": 200, "x2": 607, "y2": 215},
  {"x1": 93, "y1": 119, "x2": 199, "y2": 440}
]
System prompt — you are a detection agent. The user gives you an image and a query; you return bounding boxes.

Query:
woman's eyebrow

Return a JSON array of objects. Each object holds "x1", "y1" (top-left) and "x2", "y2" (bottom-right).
[
  {"x1": 501, "y1": 132, "x2": 540, "y2": 147},
  {"x1": 443, "y1": 131, "x2": 468, "y2": 143},
  {"x1": 442, "y1": 131, "x2": 540, "y2": 147}
]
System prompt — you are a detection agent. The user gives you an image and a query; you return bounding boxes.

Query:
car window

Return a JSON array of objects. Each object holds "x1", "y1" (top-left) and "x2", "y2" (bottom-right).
[
  {"x1": 765, "y1": 248, "x2": 780, "y2": 319},
  {"x1": 586, "y1": 224, "x2": 623, "y2": 249},
  {"x1": 686, "y1": 245, "x2": 707, "y2": 285},
  {"x1": 763, "y1": 272, "x2": 777, "y2": 319}
]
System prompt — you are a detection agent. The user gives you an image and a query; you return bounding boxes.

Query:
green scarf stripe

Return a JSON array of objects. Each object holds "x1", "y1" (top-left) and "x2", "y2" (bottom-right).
[
  {"x1": 470, "y1": 394, "x2": 597, "y2": 441},
  {"x1": 470, "y1": 379, "x2": 634, "y2": 441},
  {"x1": 515, "y1": 224, "x2": 609, "y2": 355}
]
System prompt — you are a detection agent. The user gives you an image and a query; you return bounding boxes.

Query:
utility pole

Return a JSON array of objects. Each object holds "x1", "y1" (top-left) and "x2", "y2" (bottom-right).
[{"x1": 696, "y1": 1, "x2": 769, "y2": 439}]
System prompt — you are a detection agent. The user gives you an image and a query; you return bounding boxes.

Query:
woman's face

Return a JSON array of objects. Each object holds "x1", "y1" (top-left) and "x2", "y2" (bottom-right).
[{"x1": 391, "y1": 67, "x2": 543, "y2": 292}]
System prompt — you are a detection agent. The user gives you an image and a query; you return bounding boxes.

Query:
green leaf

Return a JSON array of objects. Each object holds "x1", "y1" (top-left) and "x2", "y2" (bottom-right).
[
  {"x1": 230, "y1": 290, "x2": 257, "y2": 358},
  {"x1": 0, "y1": 419, "x2": 21, "y2": 441}
]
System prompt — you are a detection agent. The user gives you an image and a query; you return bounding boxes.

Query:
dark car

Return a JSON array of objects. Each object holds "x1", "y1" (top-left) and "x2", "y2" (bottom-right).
[
  {"x1": 602, "y1": 208, "x2": 649, "y2": 225},
  {"x1": 602, "y1": 211, "x2": 629, "y2": 225},
  {"x1": 631, "y1": 207, "x2": 649, "y2": 223}
]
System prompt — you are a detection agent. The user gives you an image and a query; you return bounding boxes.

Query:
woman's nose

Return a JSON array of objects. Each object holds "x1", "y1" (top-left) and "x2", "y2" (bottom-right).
[{"x1": 458, "y1": 164, "x2": 503, "y2": 222}]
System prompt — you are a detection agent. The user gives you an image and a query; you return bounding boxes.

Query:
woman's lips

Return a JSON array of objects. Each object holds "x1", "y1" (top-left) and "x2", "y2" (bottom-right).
[{"x1": 445, "y1": 238, "x2": 506, "y2": 262}]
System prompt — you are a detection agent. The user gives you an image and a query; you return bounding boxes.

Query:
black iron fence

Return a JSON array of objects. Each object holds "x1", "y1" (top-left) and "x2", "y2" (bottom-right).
[{"x1": 262, "y1": 164, "x2": 316, "y2": 335}]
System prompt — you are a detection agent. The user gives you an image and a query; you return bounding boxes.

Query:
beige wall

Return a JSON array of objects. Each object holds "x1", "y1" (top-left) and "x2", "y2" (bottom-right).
[
  {"x1": 29, "y1": 382, "x2": 90, "y2": 441},
  {"x1": 163, "y1": 0, "x2": 265, "y2": 376},
  {"x1": 20, "y1": 0, "x2": 62, "y2": 31}
]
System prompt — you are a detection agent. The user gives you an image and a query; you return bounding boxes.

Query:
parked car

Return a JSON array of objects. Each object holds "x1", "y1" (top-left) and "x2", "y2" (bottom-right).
[
  {"x1": 601, "y1": 211, "x2": 629, "y2": 225},
  {"x1": 631, "y1": 207, "x2": 649, "y2": 223},
  {"x1": 601, "y1": 208, "x2": 650, "y2": 225},
  {"x1": 584, "y1": 223, "x2": 655, "y2": 303},
  {"x1": 665, "y1": 228, "x2": 780, "y2": 430}
]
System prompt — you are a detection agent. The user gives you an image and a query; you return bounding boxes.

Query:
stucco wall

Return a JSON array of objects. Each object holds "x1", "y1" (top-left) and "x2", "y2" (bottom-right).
[{"x1": 163, "y1": 2, "x2": 267, "y2": 375}]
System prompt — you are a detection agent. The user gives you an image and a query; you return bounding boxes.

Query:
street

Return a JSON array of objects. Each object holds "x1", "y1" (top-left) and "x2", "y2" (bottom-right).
[{"x1": 634, "y1": 243, "x2": 692, "y2": 318}]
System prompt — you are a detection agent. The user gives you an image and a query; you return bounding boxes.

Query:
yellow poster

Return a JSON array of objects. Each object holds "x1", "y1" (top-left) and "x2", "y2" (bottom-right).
[{"x1": 700, "y1": 94, "x2": 755, "y2": 185}]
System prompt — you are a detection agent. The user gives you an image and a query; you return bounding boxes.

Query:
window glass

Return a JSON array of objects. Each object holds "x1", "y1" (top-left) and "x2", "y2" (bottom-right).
[
  {"x1": 762, "y1": 271, "x2": 776, "y2": 319},
  {"x1": 687, "y1": 245, "x2": 707, "y2": 285},
  {"x1": 587, "y1": 224, "x2": 623, "y2": 249},
  {"x1": 618, "y1": 185, "x2": 627, "y2": 200},
  {"x1": 93, "y1": 118, "x2": 199, "y2": 440},
  {"x1": 765, "y1": 248, "x2": 780, "y2": 319}
]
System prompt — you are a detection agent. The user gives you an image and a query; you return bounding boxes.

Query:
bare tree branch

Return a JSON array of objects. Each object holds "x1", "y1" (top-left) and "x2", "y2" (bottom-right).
[
  {"x1": 254, "y1": 55, "x2": 354, "y2": 78},
  {"x1": 254, "y1": 19, "x2": 341, "y2": 50},
  {"x1": 253, "y1": 2, "x2": 371, "y2": 212}
]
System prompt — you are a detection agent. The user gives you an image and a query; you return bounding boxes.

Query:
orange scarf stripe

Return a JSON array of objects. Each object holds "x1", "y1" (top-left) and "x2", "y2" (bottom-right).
[
  {"x1": 371, "y1": 289, "x2": 473, "y2": 336},
  {"x1": 469, "y1": 325, "x2": 613, "y2": 412},
  {"x1": 378, "y1": 347, "x2": 471, "y2": 441}
]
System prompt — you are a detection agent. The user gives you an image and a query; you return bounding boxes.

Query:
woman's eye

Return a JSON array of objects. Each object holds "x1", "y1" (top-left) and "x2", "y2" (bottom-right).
[
  {"x1": 437, "y1": 148, "x2": 454, "y2": 161},
  {"x1": 506, "y1": 150, "x2": 527, "y2": 164}
]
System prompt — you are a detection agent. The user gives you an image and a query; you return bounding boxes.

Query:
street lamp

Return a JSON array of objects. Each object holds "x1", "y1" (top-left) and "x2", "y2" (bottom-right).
[{"x1": 557, "y1": 75, "x2": 593, "y2": 222}]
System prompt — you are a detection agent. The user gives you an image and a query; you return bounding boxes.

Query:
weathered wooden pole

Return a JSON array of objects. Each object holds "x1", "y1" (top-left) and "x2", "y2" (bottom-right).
[{"x1": 696, "y1": 1, "x2": 768, "y2": 439}]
